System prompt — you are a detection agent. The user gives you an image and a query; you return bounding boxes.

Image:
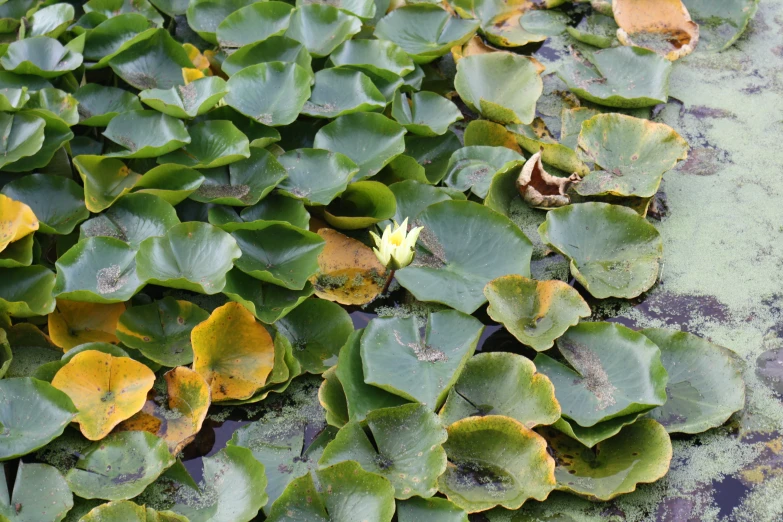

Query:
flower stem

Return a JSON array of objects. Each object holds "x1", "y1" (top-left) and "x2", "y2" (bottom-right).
[{"x1": 381, "y1": 269, "x2": 396, "y2": 296}]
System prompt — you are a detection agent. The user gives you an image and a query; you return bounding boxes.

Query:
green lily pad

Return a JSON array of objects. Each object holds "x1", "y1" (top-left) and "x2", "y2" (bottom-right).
[
  {"x1": 320, "y1": 403, "x2": 447, "y2": 499},
  {"x1": 361, "y1": 310, "x2": 483, "y2": 408},
  {"x1": 133, "y1": 164, "x2": 205, "y2": 205},
  {"x1": 277, "y1": 148, "x2": 358, "y2": 205},
  {"x1": 73, "y1": 84, "x2": 143, "y2": 126},
  {"x1": 320, "y1": 365, "x2": 349, "y2": 427},
  {"x1": 396, "y1": 200, "x2": 533, "y2": 314},
  {"x1": 324, "y1": 181, "x2": 397, "y2": 230},
  {"x1": 519, "y1": 9, "x2": 570, "y2": 35},
  {"x1": 328, "y1": 39, "x2": 414, "y2": 82},
  {"x1": 108, "y1": 29, "x2": 194, "y2": 90},
  {"x1": 576, "y1": 113, "x2": 688, "y2": 198},
  {"x1": 0, "y1": 72, "x2": 46, "y2": 111},
  {"x1": 397, "y1": 497, "x2": 468, "y2": 522},
  {"x1": 297, "y1": 0, "x2": 375, "y2": 18},
  {"x1": 374, "y1": 5, "x2": 479, "y2": 64},
  {"x1": 81, "y1": 15, "x2": 156, "y2": 69},
  {"x1": 451, "y1": 0, "x2": 545, "y2": 47},
  {"x1": 25, "y1": 88, "x2": 79, "y2": 126},
  {"x1": 223, "y1": 268, "x2": 314, "y2": 324},
  {"x1": 484, "y1": 275, "x2": 591, "y2": 351},
  {"x1": 140, "y1": 76, "x2": 229, "y2": 119},
  {"x1": 238, "y1": 193, "x2": 310, "y2": 229},
  {"x1": 84, "y1": 0, "x2": 164, "y2": 26},
  {"x1": 225, "y1": 62, "x2": 311, "y2": 127},
  {"x1": 186, "y1": 0, "x2": 256, "y2": 44},
  {"x1": 149, "y1": 0, "x2": 189, "y2": 16},
  {"x1": 54, "y1": 237, "x2": 144, "y2": 303},
  {"x1": 276, "y1": 297, "x2": 353, "y2": 373},
  {"x1": 640, "y1": 328, "x2": 745, "y2": 434},
  {"x1": 4, "y1": 109, "x2": 73, "y2": 173},
  {"x1": 3, "y1": 324, "x2": 60, "y2": 379},
  {"x1": 534, "y1": 322, "x2": 668, "y2": 428},
  {"x1": 0, "y1": 112, "x2": 46, "y2": 169},
  {"x1": 454, "y1": 53, "x2": 542, "y2": 125},
  {"x1": 0, "y1": 330, "x2": 7, "y2": 379},
  {"x1": 116, "y1": 297, "x2": 209, "y2": 366},
  {"x1": 136, "y1": 221, "x2": 241, "y2": 294},
  {"x1": 167, "y1": 445, "x2": 268, "y2": 522},
  {"x1": 66, "y1": 431, "x2": 175, "y2": 501},
  {"x1": 104, "y1": 110, "x2": 191, "y2": 159},
  {"x1": 230, "y1": 221, "x2": 324, "y2": 290},
  {"x1": 28, "y1": 3, "x2": 75, "y2": 38},
  {"x1": 387, "y1": 180, "x2": 455, "y2": 224},
  {"x1": 550, "y1": 412, "x2": 646, "y2": 448},
  {"x1": 443, "y1": 145, "x2": 521, "y2": 198},
  {"x1": 560, "y1": 107, "x2": 600, "y2": 150},
  {"x1": 439, "y1": 352, "x2": 561, "y2": 428},
  {"x1": 159, "y1": 120, "x2": 250, "y2": 168},
  {"x1": 301, "y1": 67, "x2": 386, "y2": 119},
  {"x1": 683, "y1": 0, "x2": 759, "y2": 51},
  {"x1": 566, "y1": 13, "x2": 619, "y2": 48},
  {"x1": 217, "y1": 2, "x2": 294, "y2": 49},
  {"x1": 221, "y1": 36, "x2": 313, "y2": 78},
  {"x1": 0, "y1": 37, "x2": 82, "y2": 78},
  {"x1": 1, "y1": 174, "x2": 88, "y2": 235},
  {"x1": 334, "y1": 329, "x2": 409, "y2": 423},
  {"x1": 266, "y1": 461, "x2": 395, "y2": 522},
  {"x1": 198, "y1": 106, "x2": 282, "y2": 148},
  {"x1": 558, "y1": 46, "x2": 672, "y2": 109},
  {"x1": 438, "y1": 415, "x2": 555, "y2": 513},
  {"x1": 538, "y1": 202, "x2": 663, "y2": 299},
  {"x1": 73, "y1": 156, "x2": 142, "y2": 212},
  {"x1": 0, "y1": 234, "x2": 33, "y2": 269},
  {"x1": 313, "y1": 112, "x2": 406, "y2": 180},
  {"x1": 190, "y1": 148, "x2": 286, "y2": 206},
  {"x1": 541, "y1": 418, "x2": 672, "y2": 501},
  {"x1": 285, "y1": 4, "x2": 362, "y2": 58},
  {"x1": 0, "y1": 377, "x2": 77, "y2": 460},
  {"x1": 391, "y1": 91, "x2": 463, "y2": 137},
  {"x1": 77, "y1": 501, "x2": 188, "y2": 522},
  {"x1": 0, "y1": 266, "x2": 56, "y2": 318},
  {"x1": 79, "y1": 193, "x2": 180, "y2": 249},
  {"x1": 0, "y1": 462, "x2": 73, "y2": 521}
]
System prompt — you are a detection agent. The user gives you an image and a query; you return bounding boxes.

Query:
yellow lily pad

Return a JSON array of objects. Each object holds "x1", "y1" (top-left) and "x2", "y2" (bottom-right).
[
  {"x1": 0, "y1": 194, "x2": 38, "y2": 253},
  {"x1": 48, "y1": 300, "x2": 125, "y2": 351},
  {"x1": 613, "y1": 0, "x2": 700, "y2": 60},
  {"x1": 309, "y1": 228, "x2": 387, "y2": 306},
  {"x1": 51, "y1": 350, "x2": 155, "y2": 440},
  {"x1": 191, "y1": 302, "x2": 276, "y2": 402}
]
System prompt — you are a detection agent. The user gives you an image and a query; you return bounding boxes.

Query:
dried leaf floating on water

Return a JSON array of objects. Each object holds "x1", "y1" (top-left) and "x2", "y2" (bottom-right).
[{"x1": 516, "y1": 151, "x2": 581, "y2": 209}]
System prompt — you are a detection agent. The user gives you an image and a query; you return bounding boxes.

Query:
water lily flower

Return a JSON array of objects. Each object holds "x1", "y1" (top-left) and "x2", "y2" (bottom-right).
[{"x1": 370, "y1": 218, "x2": 423, "y2": 270}]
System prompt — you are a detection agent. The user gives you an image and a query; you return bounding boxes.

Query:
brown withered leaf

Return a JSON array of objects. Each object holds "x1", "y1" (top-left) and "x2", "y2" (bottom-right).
[
  {"x1": 613, "y1": 0, "x2": 699, "y2": 60},
  {"x1": 516, "y1": 151, "x2": 580, "y2": 209}
]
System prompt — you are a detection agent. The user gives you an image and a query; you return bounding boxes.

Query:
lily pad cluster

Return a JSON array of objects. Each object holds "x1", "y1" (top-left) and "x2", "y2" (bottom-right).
[{"x1": 0, "y1": 0, "x2": 753, "y2": 520}]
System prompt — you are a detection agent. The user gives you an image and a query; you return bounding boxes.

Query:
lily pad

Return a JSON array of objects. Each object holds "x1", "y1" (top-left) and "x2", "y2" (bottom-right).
[
  {"x1": 77, "y1": 501, "x2": 188, "y2": 522},
  {"x1": 104, "y1": 110, "x2": 191, "y2": 159},
  {"x1": 391, "y1": 91, "x2": 463, "y2": 137},
  {"x1": 225, "y1": 62, "x2": 311, "y2": 127},
  {"x1": 108, "y1": 29, "x2": 194, "y2": 89},
  {"x1": 4, "y1": 109, "x2": 74, "y2": 173},
  {"x1": 28, "y1": 3, "x2": 75, "y2": 38},
  {"x1": 133, "y1": 164, "x2": 205, "y2": 205},
  {"x1": 221, "y1": 36, "x2": 313, "y2": 78},
  {"x1": 301, "y1": 67, "x2": 386, "y2": 119},
  {"x1": 454, "y1": 53, "x2": 542, "y2": 125},
  {"x1": 534, "y1": 322, "x2": 668, "y2": 428},
  {"x1": 388, "y1": 180, "x2": 454, "y2": 223},
  {"x1": 451, "y1": 0, "x2": 546, "y2": 47},
  {"x1": 223, "y1": 268, "x2": 314, "y2": 324},
  {"x1": 613, "y1": 0, "x2": 699, "y2": 60},
  {"x1": 53, "y1": 237, "x2": 145, "y2": 303},
  {"x1": 404, "y1": 133, "x2": 462, "y2": 184},
  {"x1": 47, "y1": 300, "x2": 125, "y2": 350},
  {"x1": 683, "y1": 0, "x2": 759, "y2": 52},
  {"x1": 320, "y1": 365, "x2": 349, "y2": 427},
  {"x1": 192, "y1": 302, "x2": 276, "y2": 401},
  {"x1": 0, "y1": 113, "x2": 46, "y2": 170},
  {"x1": 0, "y1": 72, "x2": 37, "y2": 111},
  {"x1": 0, "y1": 462, "x2": 73, "y2": 521},
  {"x1": 443, "y1": 145, "x2": 521, "y2": 198},
  {"x1": 309, "y1": 228, "x2": 387, "y2": 305},
  {"x1": 0, "y1": 377, "x2": 77, "y2": 460},
  {"x1": 1, "y1": 174, "x2": 88, "y2": 235},
  {"x1": 438, "y1": 415, "x2": 555, "y2": 512},
  {"x1": 566, "y1": 12, "x2": 619, "y2": 48},
  {"x1": 277, "y1": 148, "x2": 358, "y2": 205},
  {"x1": 81, "y1": 13, "x2": 155, "y2": 67},
  {"x1": 116, "y1": 297, "x2": 209, "y2": 366},
  {"x1": 0, "y1": 37, "x2": 82, "y2": 78},
  {"x1": 538, "y1": 202, "x2": 663, "y2": 299},
  {"x1": 640, "y1": 328, "x2": 745, "y2": 434},
  {"x1": 324, "y1": 181, "x2": 397, "y2": 230},
  {"x1": 25, "y1": 88, "x2": 79, "y2": 126},
  {"x1": 136, "y1": 221, "x2": 241, "y2": 294},
  {"x1": 550, "y1": 412, "x2": 646, "y2": 448},
  {"x1": 328, "y1": 39, "x2": 414, "y2": 81},
  {"x1": 541, "y1": 418, "x2": 672, "y2": 501},
  {"x1": 320, "y1": 403, "x2": 447, "y2": 498},
  {"x1": 191, "y1": 149, "x2": 286, "y2": 206},
  {"x1": 140, "y1": 76, "x2": 228, "y2": 119},
  {"x1": 217, "y1": 2, "x2": 294, "y2": 49},
  {"x1": 313, "y1": 112, "x2": 406, "y2": 180},
  {"x1": 83, "y1": 0, "x2": 164, "y2": 26},
  {"x1": 52, "y1": 350, "x2": 155, "y2": 440},
  {"x1": 66, "y1": 431, "x2": 174, "y2": 500},
  {"x1": 439, "y1": 352, "x2": 561, "y2": 428},
  {"x1": 285, "y1": 4, "x2": 362, "y2": 57},
  {"x1": 79, "y1": 193, "x2": 180, "y2": 249},
  {"x1": 186, "y1": 0, "x2": 257, "y2": 44},
  {"x1": 374, "y1": 5, "x2": 479, "y2": 64},
  {"x1": 576, "y1": 113, "x2": 689, "y2": 198},
  {"x1": 558, "y1": 46, "x2": 672, "y2": 109},
  {"x1": 3, "y1": 324, "x2": 60, "y2": 379},
  {"x1": 484, "y1": 275, "x2": 591, "y2": 351},
  {"x1": 72, "y1": 156, "x2": 141, "y2": 213},
  {"x1": 396, "y1": 200, "x2": 533, "y2": 314},
  {"x1": 361, "y1": 310, "x2": 483, "y2": 408},
  {"x1": 117, "y1": 366, "x2": 210, "y2": 454},
  {"x1": 266, "y1": 461, "x2": 395, "y2": 522},
  {"x1": 397, "y1": 497, "x2": 468, "y2": 522},
  {"x1": 159, "y1": 120, "x2": 250, "y2": 168},
  {"x1": 0, "y1": 234, "x2": 33, "y2": 269}
]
